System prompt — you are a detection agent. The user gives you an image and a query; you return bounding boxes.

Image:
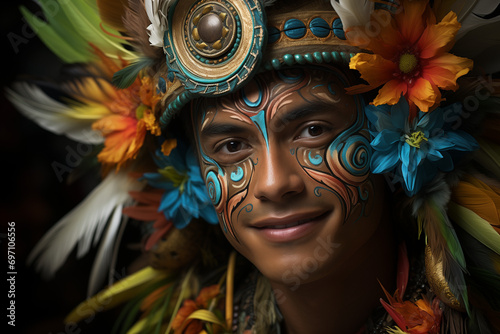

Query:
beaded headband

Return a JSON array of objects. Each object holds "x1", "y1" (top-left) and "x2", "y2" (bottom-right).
[{"x1": 157, "y1": 0, "x2": 357, "y2": 127}]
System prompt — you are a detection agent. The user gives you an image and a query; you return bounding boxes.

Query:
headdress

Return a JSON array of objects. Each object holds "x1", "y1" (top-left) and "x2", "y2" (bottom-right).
[{"x1": 7, "y1": 0, "x2": 500, "y2": 333}]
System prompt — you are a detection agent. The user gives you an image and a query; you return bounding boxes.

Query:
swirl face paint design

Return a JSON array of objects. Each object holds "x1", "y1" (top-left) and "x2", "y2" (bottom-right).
[{"x1": 192, "y1": 67, "x2": 375, "y2": 246}]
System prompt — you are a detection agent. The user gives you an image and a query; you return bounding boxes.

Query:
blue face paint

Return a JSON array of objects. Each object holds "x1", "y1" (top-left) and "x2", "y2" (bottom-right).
[
  {"x1": 230, "y1": 166, "x2": 244, "y2": 182},
  {"x1": 308, "y1": 151, "x2": 323, "y2": 166},
  {"x1": 250, "y1": 110, "x2": 270, "y2": 151}
]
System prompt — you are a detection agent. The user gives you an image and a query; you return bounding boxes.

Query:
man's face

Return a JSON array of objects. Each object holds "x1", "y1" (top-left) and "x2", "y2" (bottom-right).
[{"x1": 192, "y1": 67, "x2": 386, "y2": 286}]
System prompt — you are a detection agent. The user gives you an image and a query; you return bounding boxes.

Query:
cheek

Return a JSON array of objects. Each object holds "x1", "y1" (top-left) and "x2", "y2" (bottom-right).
[{"x1": 202, "y1": 159, "x2": 255, "y2": 243}]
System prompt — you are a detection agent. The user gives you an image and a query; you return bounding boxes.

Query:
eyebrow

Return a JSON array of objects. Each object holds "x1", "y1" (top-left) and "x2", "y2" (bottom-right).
[
  {"x1": 200, "y1": 123, "x2": 248, "y2": 138},
  {"x1": 276, "y1": 105, "x2": 331, "y2": 124}
]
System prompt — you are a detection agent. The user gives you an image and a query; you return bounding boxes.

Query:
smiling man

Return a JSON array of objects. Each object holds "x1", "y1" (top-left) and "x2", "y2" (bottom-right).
[{"x1": 191, "y1": 66, "x2": 397, "y2": 333}]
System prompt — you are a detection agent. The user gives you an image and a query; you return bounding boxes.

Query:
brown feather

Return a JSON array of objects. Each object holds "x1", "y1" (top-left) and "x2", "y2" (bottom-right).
[
  {"x1": 124, "y1": 0, "x2": 164, "y2": 62},
  {"x1": 97, "y1": 0, "x2": 129, "y2": 31}
]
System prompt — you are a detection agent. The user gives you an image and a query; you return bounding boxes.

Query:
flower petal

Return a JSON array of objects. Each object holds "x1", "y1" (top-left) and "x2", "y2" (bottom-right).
[
  {"x1": 396, "y1": 0, "x2": 428, "y2": 45},
  {"x1": 371, "y1": 150, "x2": 400, "y2": 174},
  {"x1": 373, "y1": 80, "x2": 407, "y2": 106},
  {"x1": 407, "y1": 77, "x2": 438, "y2": 112},
  {"x1": 418, "y1": 11, "x2": 461, "y2": 59},
  {"x1": 423, "y1": 53, "x2": 473, "y2": 90},
  {"x1": 347, "y1": 53, "x2": 397, "y2": 91}
]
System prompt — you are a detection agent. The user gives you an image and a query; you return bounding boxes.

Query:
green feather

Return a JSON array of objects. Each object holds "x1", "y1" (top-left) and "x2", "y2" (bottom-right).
[
  {"x1": 112, "y1": 58, "x2": 155, "y2": 89},
  {"x1": 432, "y1": 201, "x2": 467, "y2": 269},
  {"x1": 449, "y1": 202, "x2": 500, "y2": 256},
  {"x1": 57, "y1": 0, "x2": 135, "y2": 61},
  {"x1": 20, "y1": 5, "x2": 91, "y2": 63}
]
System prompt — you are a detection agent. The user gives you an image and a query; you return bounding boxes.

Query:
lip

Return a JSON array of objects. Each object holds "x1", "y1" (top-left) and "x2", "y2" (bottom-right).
[{"x1": 251, "y1": 211, "x2": 330, "y2": 243}]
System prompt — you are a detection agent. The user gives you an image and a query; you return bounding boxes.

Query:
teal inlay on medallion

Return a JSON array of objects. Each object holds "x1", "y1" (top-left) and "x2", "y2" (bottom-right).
[
  {"x1": 284, "y1": 19, "x2": 306, "y2": 39},
  {"x1": 309, "y1": 17, "x2": 330, "y2": 37}
]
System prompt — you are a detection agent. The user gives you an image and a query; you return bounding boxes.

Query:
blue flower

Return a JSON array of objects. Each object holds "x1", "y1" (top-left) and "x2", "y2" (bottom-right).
[
  {"x1": 365, "y1": 98, "x2": 478, "y2": 196},
  {"x1": 141, "y1": 141, "x2": 218, "y2": 228}
]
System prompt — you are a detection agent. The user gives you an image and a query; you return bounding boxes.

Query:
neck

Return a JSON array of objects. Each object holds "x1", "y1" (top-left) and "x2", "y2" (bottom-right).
[{"x1": 270, "y1": 219, "x2": 397, "y2": 334}]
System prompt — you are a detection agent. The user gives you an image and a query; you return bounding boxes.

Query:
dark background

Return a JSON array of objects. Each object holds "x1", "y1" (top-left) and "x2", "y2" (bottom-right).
[{"x1": 2, "y1": 1, "x2": 123, "y2": 333}]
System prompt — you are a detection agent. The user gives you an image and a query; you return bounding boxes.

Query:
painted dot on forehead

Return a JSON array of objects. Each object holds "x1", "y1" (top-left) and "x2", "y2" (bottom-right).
[{"x1": 241, "y1": 80, "x2": 263, "y2": 108}]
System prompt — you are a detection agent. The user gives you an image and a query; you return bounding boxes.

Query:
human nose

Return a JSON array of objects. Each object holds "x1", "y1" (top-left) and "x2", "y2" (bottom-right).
[{"x1": 252, "y1": 149, "x2": 305, "y2": 202}]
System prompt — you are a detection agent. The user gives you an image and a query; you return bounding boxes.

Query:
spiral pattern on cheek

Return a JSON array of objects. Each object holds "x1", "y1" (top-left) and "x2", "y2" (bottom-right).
[
  {"x1": 340, "y1": 135, "x2": 372, "y2": 177},
  {"x1": 206, "y1": 171, "x2": 222, "y2": 206}
]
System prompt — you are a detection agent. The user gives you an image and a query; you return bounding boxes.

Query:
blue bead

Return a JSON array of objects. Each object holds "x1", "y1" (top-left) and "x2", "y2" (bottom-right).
[
  {"x1": 283, "y1": 54, "x2": 295, "y2": 66},
  {"x1": 271, "y1": 58, "x2": 282, "y2": 69},
  {"x1": 332, "y1": 18, "x2": 346, "y2": 40},
  {"x1": 294, "y1": 54, "x2": 306, "y2": 64},
  {"x1": 267, "y1": 26, "x2": 280, "y2": 44},
  {"x1": 284, "y1": 19, "x2": 306, "y2": 39},
  {"x1": 313, "y1": 52, "x2": 323, "y2": 63},
  {"x1": 309, "y1": 17, "x2": 330, "y2": 38},
  {"x1": 322, "y1": 51, "x2": 332, "y2": 62},
  {"x1": 304, "y1": 53, "x2": 314, "y2": 63},
  {"x1": 332, "y1": 51, "x2": 340, "y2": 62}
]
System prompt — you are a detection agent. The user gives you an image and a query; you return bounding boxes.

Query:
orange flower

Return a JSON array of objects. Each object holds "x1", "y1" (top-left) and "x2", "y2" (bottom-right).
[
  {"x1": 380, "y1": 286, "x2": 442, "y2": 334},
  {"x1": 88, "y1": 47, "x2": 163, "y2": 170},
  {"x1": 346, "y1": 0, "x2": 473, "y2": 119},
  {"x1": 172, "y1": 285, "x2": 222, "y2": 334}
]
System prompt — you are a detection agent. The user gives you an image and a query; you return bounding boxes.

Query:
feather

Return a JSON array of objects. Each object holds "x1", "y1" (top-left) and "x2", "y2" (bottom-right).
[
  {"x1": 57, "y1": 0, "x2": 136, "y2": 61},
  {"x1": 451, "y1": 176, "x2": 500, "y2": 233},
  {"x1": 87, "y1": 204, "x2": 128, "y2": 297},
  {"x1": 448, "y1": 202, "x2": 500, "y2": 255},
  {"x1": 330, "y1": 0, "x2": 374, "y2": 30},
  {"x1": 124, "y1": 0, "x2": 165, "y2": 64},
  {"x1": 27, "y1": 169, "x2": 144, "y2": 279},
  {"x1": 65, "y1": 266, "x2": 169, "y2": 323},
  {"x1": 145, "y1": 0, "x2": 172, "y2": 48},
  {"x1": 474, "y1": 139, "x2": 500, "y2": 180},
  {"x1": 443, "y1": 0, "x2": 500, "y2": 74},
  {"x1": 97, "y1": 0, "x2": 129, "y2": 31},
  {"x1": 418, "y1": 200, "x2": 470, "y2": 313},
  {"x1": 19, "y1": 5, "x2": 92, "y2": 63},
  {"x1": 6, "y1": 83, "x2": 105, "y2": 144},
  {"x1": 112, "y1": 57, "x2": 156, "y2": 89}
]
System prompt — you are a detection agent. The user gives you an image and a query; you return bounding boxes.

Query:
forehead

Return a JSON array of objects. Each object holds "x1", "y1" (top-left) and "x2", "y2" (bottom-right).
[{"x1": 192, "y1": 66, "x2": 357, "y2": 129}]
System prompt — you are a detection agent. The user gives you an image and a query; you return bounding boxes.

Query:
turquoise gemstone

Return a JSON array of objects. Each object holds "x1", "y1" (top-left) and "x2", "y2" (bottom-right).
[
  {"x1": 332, "y1": 18, "x2": 346, "y2": 40},
  {"x1": 313, "y1": 52, "x2": 323, "y2": 63},
  {"x1": 322, "y1": 51, "x2": 332, "y2": 62},
  {"x1": 268, "y1": 26, "x2": 280, "y2": 44},
  {"x1": 309, "y1": 17, "x2": 330, "y2": 38},
  {"x1": 294, "y1": 54, "x2": 306, "y2": 64},
  {"x1": 271, "y1": 58, "x2": 281, "y2": 69},
  {"x1": 304, "y1": 53, "x2": 314, "y2": 63},
  {"x1": 284, "y1": 19, "x2": 306, "y2": 39},
  {"x1": 283, "y1": 54, "x2": 295, "y2": 66}
]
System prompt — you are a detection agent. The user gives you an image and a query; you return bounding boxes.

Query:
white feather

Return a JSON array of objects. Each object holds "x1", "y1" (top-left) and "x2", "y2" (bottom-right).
[
  {"x1": 330, "y1": 0, "x2": 374, "y2": 30},
  {"x1": 87, "y1": 204, "x2": 128, "y2": 297},
  {"x1": 146, "y1": 0, "x2": 172, "y2": 48},
  {"x1": 6, "y1": 83, "x2": 104, "y2": 145},
  {"x1": 454, "y1": 0, "x2": 500, "y2": 40},
  {"x1": 27, "y1": 169, "x2": 145, "y2": 279}
]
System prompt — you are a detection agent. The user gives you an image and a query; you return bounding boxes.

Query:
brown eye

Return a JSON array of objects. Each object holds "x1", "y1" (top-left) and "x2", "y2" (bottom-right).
[
  {"x1": 307, "y1": 125, "x2": 323, "y2": 137},
  {"x1": 298, "y1": 124, "x2": 325, "y2": 139},
  {"x1": 225, "y1": 140, "x2": 242, "y2": 153}
]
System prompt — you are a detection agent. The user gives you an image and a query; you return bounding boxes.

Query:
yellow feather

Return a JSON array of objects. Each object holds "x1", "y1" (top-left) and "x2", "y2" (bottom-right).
[{"x1": 64, "y1": 267, "x2": 168, "y2": 323}]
